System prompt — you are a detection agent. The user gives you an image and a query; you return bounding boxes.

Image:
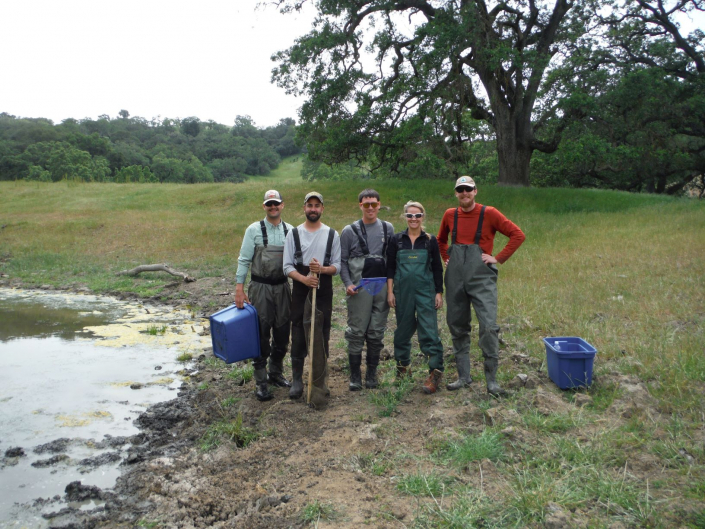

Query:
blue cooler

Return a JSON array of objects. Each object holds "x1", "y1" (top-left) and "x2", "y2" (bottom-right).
[
  {"x1": 210, "y1": 304, "x2": 260, "y2": 364},
  {"x1": 543, "y1": 337, "x2": 597, "y2": 389}
]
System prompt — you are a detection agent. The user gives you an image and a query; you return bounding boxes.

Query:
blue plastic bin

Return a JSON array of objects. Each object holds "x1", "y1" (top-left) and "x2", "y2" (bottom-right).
[
  {"x1": 210, "y1": 304, "x2": 260, "y2": 364},
  {"x1": 544, "y1": 337, "x2": 596, "y2": 389}
]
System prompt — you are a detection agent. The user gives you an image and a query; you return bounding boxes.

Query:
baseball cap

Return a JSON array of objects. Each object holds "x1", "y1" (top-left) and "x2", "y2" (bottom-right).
[
  {"x1": 304, "y1": 191, "x2": 324, "y2": 204},
  {"x1": 454, "y1": 176, "x2": 476, "y2": 191},
  {"x1": 263, "y1": 190, "x2": 283, "y2": 204}
]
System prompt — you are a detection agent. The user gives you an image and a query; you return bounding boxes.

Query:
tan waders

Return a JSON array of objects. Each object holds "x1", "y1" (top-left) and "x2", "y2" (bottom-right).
[
  {"x1": 392, "y1": 241, "x2": 444, "y2": 378},
  {"x1": 249, "y1": 221, "x2": 291, "y2": 401},
  {"x1": 445, "y1": 207, "x2": 506, "y2": 396}
]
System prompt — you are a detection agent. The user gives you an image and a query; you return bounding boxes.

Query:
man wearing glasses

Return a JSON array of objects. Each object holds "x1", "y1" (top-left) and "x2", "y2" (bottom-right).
[
  {"x1": 340, "y1": 189, "x2": 394, "y2": 390},
  {"x1": 438, "y1": 176, "x2": 525, "y2": 396},
  {"x1": 234, "y1": 190, "x2": 294, "y2": 401}
]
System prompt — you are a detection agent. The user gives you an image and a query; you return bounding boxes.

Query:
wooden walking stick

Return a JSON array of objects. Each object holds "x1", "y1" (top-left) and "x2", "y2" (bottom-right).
[{"x1": 307, "y1": 272, "x2": 318, "y2": 405}]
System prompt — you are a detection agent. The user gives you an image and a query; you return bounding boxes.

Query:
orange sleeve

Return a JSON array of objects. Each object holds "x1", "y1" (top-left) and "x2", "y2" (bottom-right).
[
  {"x1": 488, "y1": 208, "x2": 525, "y2": 264},
  {"x1": 437, "y1": 209, "x2": 453, "y2": 263}
]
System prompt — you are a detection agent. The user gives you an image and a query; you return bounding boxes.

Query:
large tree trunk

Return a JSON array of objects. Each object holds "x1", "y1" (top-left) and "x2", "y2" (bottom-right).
[{"x1": 494, "y1": 113, "x2": 532, "y2": 187}]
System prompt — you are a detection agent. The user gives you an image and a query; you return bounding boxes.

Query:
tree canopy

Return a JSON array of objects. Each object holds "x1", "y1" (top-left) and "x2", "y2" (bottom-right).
[
  {"x1": 0, "y1": 113, "x2": 304, "y2": 184},
  {"x1": 271, "y1": 0, "x2": 704, "y2": 190}
]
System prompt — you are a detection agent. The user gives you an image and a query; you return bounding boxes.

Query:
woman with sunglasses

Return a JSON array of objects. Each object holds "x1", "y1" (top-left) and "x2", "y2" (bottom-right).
[{"x1": 386, "y1": 201, "x2": 445, "y2": 394}]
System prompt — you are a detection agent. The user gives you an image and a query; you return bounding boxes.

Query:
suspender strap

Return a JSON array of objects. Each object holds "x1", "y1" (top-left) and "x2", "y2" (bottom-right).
[
  {"x1": 451, "y1": 206, "x2": 485, "y2": 246},
  {"x1": 292, "y1": 228, "x2": 303, "y2": 266},
  {"x1": 452, "y1": 208, "x2": 458, "y2": 246},
  {"x1": 259, "y1": 220, "x2": 268, "y2": 247},
  {"x1": 351, "y1": 221, "x2": 369, "y2": 255},
  {"x1": 283, "y1": 223, "x2": 288, "y2": 237},
  {"x1": 474, "y1": 206, "x2": 486, "y2": 246},
  {"x1": 382, "y1": 222, "x2": 388, "y2": 257},
  {"x1": 323, "y1": 228, "x2": 335, "y2": 267}
]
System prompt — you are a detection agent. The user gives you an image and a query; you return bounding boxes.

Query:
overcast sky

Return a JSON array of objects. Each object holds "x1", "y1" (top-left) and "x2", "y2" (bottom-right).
[
  {"x1": 0, "y1": 0, "x2": 316, "y2": 127},
  {"x1": 2, "y1": 1, "x2": 702, "y2": 129}
]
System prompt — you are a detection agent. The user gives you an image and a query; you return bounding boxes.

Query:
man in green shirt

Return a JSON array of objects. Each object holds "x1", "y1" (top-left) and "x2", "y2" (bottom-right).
[{"x1": 235, "y1": 190, "x2": 294, "y2": 401}]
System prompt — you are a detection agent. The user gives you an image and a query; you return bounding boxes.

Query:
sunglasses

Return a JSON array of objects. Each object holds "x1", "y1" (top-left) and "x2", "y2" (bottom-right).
[
  {"x1": 264, "y1": 201, "x2": 281, "y2": 207},
  {"x1": 361, "y1": 202, "x2": 379, "y2": 209},
  {"x1": 405, "y1": 213, "x2": 424, "y2": 219},
  {"x1": 455, "y1": 186, "x2": 476, "y2": 193}
]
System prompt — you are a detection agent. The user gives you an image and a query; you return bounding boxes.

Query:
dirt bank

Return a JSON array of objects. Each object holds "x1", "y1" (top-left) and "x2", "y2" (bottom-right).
[{"x1": 3, "y1": 277, "x2": 703, "y2": 528}]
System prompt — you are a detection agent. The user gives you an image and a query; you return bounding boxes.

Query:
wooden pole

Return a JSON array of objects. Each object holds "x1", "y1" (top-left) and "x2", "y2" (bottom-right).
[{"x1": 306, "y1": 273, "x2": 318, "y2": 405}]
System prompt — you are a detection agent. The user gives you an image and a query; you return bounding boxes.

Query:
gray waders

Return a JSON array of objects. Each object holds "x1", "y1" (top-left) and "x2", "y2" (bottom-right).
[
  {"x1": 345, "y1": 221, "x2": 389, "y2": 390},
  {"x1": 444, "y1": 206, "x2": 506, "y2": 396},
  {"x1": 249, "y1": 221, "x2": 292, "y2": 400},
  {"x1": 393, "y1": 240, "x2": 444, "y2": 374}
]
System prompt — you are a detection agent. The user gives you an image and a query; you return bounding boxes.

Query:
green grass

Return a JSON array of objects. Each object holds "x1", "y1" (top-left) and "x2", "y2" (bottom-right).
[
  {"x1": 299, "y1": 499, "x2": 339, "y2": 525},
  {"x1": 368, "y1": 366, "x2": 415, "y2": 417},
  {"x1": 396, "y1": 472, "x2": 451, "y2": 497},
  {"x1": 2, "y1": 171, "x2": 705, "y2": 526},
  {"x1": 433, "y1": 430, "x2": 505, "y2": 469},
  {"x1": 199, "y1": 413, "x2": 261, "y2": 451},
  {"x1": 176, "y1": 352, "x2": 193, "y2": 362},
  {"x1": 146, "y1": 324, "x2": 168, "y2": 335}
]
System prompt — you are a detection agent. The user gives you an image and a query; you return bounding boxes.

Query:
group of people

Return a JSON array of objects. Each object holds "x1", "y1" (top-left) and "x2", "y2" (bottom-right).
[{"x1": 234, "y1": 177, "x2": 525, "y2": 403}]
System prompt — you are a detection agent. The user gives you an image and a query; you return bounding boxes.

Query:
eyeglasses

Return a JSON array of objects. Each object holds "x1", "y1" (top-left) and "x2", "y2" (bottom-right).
[
  {"x1": 361, "y1": 202, "x2": 379, "y2": 209},
  {"x1": 455, "y1": 186, "x2": 475, "y2": 193},
  {"x1": 264, "y1": 201, "x2": 280, "y2": 207},
  {"x1": 405, "y1": 213, "x2": 424, "y2": 219}
]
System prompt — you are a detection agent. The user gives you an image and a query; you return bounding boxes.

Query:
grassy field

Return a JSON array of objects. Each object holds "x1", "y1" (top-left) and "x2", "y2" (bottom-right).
[{"x1": 2, "y1": 157, "x2": 705, "y2": 526}]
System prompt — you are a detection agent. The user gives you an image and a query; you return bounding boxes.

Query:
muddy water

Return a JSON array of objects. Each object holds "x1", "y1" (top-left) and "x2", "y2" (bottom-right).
[{"x1": 0, "y1": 289, "x2": 211, "y2": 528}]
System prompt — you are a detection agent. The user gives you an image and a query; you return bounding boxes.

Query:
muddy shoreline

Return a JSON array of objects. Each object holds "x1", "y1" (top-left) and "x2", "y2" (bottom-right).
[{"x1": 2, "y1": 277, "x2": 703, "y2": 528}]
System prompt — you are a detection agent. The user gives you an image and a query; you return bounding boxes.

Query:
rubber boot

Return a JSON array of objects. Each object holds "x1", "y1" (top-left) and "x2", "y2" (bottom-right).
[
  {"x1": 289, "y1": 358, "x2": 304, "y2": 399},
  {"x1": 447, "y1": 354, "x2": 473, "y2": 391},
  {"x1": 484, "y1": 358, "x2": 507, "y2": 397},
  {"x1": 268, "y1": 358, "x2": 291, "y2": 388},
  {"x1": 254, "y1": 368, "x2": 273, "y2": 402},
  {"x1": 365, "y1": 351, "x2": 380, "y2": 389},
  {"x1": 396, "y1": 364, "x2": 412, "y2": 380},
  {"x1": 423, "y1": 369, "x2": 443, "y2": 394},
  {"x1": 349, "y1": 354, "x2": 363, "y2": 391}
]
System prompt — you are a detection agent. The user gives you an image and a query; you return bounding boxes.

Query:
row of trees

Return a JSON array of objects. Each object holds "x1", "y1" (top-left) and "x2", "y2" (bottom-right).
[
  {"x1": 272, "y1": 0, "x2": 704, "y2": 194},
  {"x1": 0, "y1": 112, "x2": 302, "y2": 183}
]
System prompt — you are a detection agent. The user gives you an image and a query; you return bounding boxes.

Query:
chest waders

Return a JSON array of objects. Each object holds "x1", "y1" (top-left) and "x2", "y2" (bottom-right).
[
  {"x1": 288, "y1": 228, "x2": 335, "y2": 400},
  {"x1": 249, "y1": 221, "x2": 292, "y2": 399},
  {"x1": 392, "y1": 237, "x2": 444, "y2": 373},
  {"x1": 444, "y1": 207, "x2": 506, "y2": 396},
  {"x1": 345, "y1": 220, "x2": 390, "y2": 390}
]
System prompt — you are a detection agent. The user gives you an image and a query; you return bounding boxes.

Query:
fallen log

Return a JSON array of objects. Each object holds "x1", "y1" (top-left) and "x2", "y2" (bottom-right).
[{"x1": 116, "y1": 264, "x2": 196, "y2": 282}]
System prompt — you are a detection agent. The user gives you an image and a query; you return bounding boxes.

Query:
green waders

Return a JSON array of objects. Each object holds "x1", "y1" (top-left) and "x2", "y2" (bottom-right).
[
  {"x1": 248, "y1": 221, "x2": 291, "y2": 395},
  {"x1": 393, "y1": 245, "x2": 444, "y2": 372},
  {"x1": 444, "y1": 206, "x2": 505, "y2": 395},
  {"x1": 345, "y1": 255, "x2": 389, "y2": 389}
]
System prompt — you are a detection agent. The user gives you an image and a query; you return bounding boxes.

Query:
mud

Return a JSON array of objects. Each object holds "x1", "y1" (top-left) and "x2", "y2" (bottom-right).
[{"x1": 1, "y1": 278, "x2": 703, "y2": 528}]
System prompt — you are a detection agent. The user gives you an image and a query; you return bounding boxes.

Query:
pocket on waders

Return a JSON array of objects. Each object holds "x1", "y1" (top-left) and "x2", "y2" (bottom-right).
[{"x1": 487, "y1": 263, "x2": 499, "y2": 276}]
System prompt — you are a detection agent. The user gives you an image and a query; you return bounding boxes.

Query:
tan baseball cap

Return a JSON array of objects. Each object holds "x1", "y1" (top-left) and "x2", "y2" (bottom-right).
[
  {"x1": 263, "y1": 190, "x2": 283, "y2": 204},
  {"x1": 304, "y1": 191, "x2": 324, "y2": 204},
  {"x1": 454, "y1": 176, "x2": 476, "y2": 190}
]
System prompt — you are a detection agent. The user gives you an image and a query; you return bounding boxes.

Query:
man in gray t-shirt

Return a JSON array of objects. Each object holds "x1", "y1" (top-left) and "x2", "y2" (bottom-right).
[
  {"x1": 282, "y1": 192, "x2": 341, "y2": 400},
  {"x1": 340, "y1": 189, "x2": 393, "y2": 390}
]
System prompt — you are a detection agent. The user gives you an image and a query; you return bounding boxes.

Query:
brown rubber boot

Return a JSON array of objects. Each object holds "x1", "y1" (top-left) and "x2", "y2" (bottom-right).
[
  {"x1": 423, "y1": 369, "x2": 443, "y2": 394},
  {"x1": 396, "y1": 364, "x2": 412, "y2": 380}
]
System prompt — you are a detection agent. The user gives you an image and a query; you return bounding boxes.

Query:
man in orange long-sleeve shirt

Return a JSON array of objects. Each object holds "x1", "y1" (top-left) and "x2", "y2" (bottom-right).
[{"x1": 438, "y1": 176, "x2": 525, "y2": 396}]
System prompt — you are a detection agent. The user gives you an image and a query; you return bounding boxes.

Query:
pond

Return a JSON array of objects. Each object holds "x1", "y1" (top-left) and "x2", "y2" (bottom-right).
[{"x1": 0, "y1": 288, "x2": 211, "y2": 528}]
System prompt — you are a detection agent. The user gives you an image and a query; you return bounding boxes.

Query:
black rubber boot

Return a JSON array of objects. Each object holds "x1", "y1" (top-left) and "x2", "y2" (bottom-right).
[
  {"x1": 254, "y1": 368, "x2": 273, "y2": 402},
  {"x1": 365, "y1": 351, "x2": 380, "y2": 389},
  {"x1": 349, "y1": 354, "x2": 363, "y2": 391},
  {"x1": 447, "y1": 354, "x2": 473, "y2": 391},
  {"x1": 484, "y1": 358, "x2": 507, "y2": 397},
  {"x1": 289, "y1": 358, "x2": 304, "y2": 400},
  {"x1": 268, "y1": 357, "x2": 291, "y2": 388}
]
